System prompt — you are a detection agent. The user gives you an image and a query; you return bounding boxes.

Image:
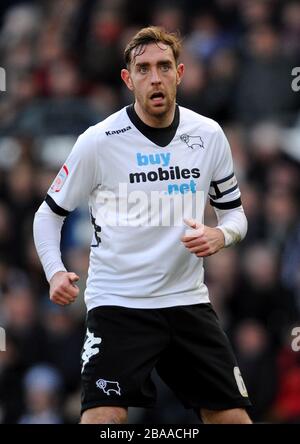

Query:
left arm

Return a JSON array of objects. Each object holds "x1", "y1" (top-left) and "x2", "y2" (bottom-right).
[{"x1": 181, "y1": 123, "x2": 248, "y2": 257}]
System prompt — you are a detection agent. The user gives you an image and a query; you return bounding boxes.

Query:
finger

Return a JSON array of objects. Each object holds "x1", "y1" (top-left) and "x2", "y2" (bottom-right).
[
  {"x1": 52, "y1": 289, "x2": 76, "y2": 304},
  {"x1": 65, "y1": 285, "x2": 79, "y2": 297},
  {"x1": 196, "y1": 249, "x2": 211, "y2": 257},
  {"x1": 184, "y1": 228, "x2": 201, "y2": 238},
  {"x1": 54, "y1": 296, "x2": 75, "y2": 305},
  {"x1": 182, "y1": 237, "x2": 206, "y2": 247},
  {"x1": 181, "y1": 231, "x2": 204, "y2": 242},
  {"x1": 68, "y1": 273, "x2": 80, "y2": 283},
  {"x1": 183, "y1": 220, "x2": 204, "y2": 239},
  {"x1": 54, "y1": 299, "x2": 73, "y2": 306},
  {"x1": 184, "y1": 218, "x2": 204, "y2": 234},
  {"x1": 188, "y1": 245, "x2": 209, "y2": 253},
  {"x1": 50, "y1": 294, "x2": 69, "y2": 305},
  {"x1": 58, "y1": 283, "x2": 79, "y2": 298},
  {"x1": 59, "y1": 292, "x2": 77, "y2": 303},
  {"x1": 183, "y1": 218, "x2": 198, "y2": 229}
]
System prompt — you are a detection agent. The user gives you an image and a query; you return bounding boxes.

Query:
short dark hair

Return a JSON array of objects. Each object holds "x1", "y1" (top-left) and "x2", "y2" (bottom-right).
[{"x1": 124, "y1": 26, "x2": 182, "y2": 67}]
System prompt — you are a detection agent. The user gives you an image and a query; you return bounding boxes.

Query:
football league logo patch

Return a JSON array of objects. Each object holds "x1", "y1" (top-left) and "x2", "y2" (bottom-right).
[{"x1": 50, "y1": 164, "x2": 69, "y2": 192}]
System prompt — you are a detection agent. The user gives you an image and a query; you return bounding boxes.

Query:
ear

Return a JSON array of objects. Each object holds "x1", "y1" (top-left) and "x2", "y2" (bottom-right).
[
  {"x1": 121, "y1": 69, "x2": 134, "y2": 91},
  {"x1": 176, "y1": 63, "x2": 185, "y2": 86}
]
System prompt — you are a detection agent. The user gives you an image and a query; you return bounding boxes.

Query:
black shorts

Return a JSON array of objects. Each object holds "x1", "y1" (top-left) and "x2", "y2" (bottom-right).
[{"x1": 81, "y1": 303, "x2": 251, "y2": 414}]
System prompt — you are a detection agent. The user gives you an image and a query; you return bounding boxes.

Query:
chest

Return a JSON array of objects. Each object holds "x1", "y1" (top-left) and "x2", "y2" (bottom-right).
[{"x1": 99, "y1": 132, "x2": 213, "y2": 196}]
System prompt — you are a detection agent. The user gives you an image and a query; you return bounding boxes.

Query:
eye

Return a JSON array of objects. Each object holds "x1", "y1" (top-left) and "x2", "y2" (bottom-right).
[
  {"x1": 161, "y1": 64, "x2": 170, "y2": 72},
  {"x1": 138, "y1": 65, "x2": 148, "y2": 74}
]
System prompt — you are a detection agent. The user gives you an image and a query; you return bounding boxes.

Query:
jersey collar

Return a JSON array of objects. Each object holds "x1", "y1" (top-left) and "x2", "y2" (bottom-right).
[{"x1": 126, "y1": 104, "x2": 180, "y2": 147}]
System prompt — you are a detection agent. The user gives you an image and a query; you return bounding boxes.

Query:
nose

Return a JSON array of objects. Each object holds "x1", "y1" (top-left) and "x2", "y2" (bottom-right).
[{"x1": 150, "y1": 68, "x2": 161, "y2": 84}]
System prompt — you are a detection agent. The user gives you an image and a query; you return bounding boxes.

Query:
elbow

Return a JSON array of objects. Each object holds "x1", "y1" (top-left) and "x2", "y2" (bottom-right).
[{"x1": 33, "y1": 210, "x2": 41, "y2": 245}]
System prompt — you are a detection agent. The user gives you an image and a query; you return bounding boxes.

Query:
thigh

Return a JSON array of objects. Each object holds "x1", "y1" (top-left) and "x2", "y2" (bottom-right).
[
  {"x1": 81, "y1": 306, "x2": 169, "y2": 414},
  {"x1": 156, "y1": 303, "x2": 251, "y2": 411}
]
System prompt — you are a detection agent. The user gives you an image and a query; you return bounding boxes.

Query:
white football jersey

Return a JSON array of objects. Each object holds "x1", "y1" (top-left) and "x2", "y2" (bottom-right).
[{"x1": 46, "y1": 105, "x2": 241, "y2": 310}]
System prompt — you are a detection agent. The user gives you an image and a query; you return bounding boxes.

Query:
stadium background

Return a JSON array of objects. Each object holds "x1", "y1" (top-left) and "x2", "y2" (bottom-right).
[{"x1": 0, "y1": 0, "x2": 300, "y2": 424}]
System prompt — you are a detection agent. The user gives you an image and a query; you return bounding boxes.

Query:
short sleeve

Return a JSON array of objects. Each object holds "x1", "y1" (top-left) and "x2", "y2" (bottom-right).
[
  {"x1": 45, "y1": 128, "x2": 101, "y2": 215},
  {"x1": 209, "y1": 127, "x2": 241, "y2": 210}
]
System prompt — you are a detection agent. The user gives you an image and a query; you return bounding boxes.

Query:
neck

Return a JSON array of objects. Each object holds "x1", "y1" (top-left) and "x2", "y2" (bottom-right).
[{"x1": 134, "y1": 102, "x2": 176, "y2": 128}]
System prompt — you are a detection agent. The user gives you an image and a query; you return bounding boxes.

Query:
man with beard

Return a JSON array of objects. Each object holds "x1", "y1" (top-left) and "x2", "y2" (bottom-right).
[{"x1": 34, "y1": 27, "x2": 251, "y2": 424}]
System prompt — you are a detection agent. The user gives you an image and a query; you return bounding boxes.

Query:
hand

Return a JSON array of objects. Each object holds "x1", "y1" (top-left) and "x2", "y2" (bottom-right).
[
  {"x1": 181, "y1": 218, "x2": 225, "y2": 257},
  {"x1": 49, "y1": 271, "x2": 80, "y2": 306}
]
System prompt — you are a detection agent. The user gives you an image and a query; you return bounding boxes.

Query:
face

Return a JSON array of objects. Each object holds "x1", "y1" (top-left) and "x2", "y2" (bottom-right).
[{"x1": 121, "y1": 42, "x2": 184, "y2": 126}]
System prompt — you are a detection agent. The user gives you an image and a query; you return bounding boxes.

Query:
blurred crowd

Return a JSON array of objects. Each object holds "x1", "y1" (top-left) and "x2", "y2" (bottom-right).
[{"x1": 0, "y1": 0, "x2": 300, "y2": 424}]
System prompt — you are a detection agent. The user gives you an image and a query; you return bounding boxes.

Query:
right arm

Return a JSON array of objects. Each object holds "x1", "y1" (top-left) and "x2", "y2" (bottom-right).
[
  {"x1": 33, "y1": 202, "x2": 79, "y2": 305},
  {"x1": 33, "y1": 127, "x2": 101, "y2": 305}
]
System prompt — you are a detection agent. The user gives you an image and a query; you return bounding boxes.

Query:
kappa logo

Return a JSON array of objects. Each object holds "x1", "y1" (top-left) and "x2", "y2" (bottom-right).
[
  {"x1": 180, "y1": 134, "x2": 204, "y2": 150},
  {"x1": 105, "y1": 126, "x2": 132, "y2": 136},
  {"x1": 81, "y1": 328, "x2": 102, "y2": 373},
  {"x1": 96, "y1": 378, "x2": 121, "y2": 396}
]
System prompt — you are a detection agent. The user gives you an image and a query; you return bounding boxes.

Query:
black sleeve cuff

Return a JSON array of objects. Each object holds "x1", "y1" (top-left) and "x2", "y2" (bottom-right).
[
  {"x1": 210, "y1": 197, "x2": 242, "y2": 210},
  {"x1": 45, "y1": 194, "x2": 70, "y2": 216}
]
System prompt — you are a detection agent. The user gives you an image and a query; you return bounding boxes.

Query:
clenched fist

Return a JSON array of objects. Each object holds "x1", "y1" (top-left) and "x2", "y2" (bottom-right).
[{"x1": 49, "y1": 271, "x2": 80, "y2": 306}]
